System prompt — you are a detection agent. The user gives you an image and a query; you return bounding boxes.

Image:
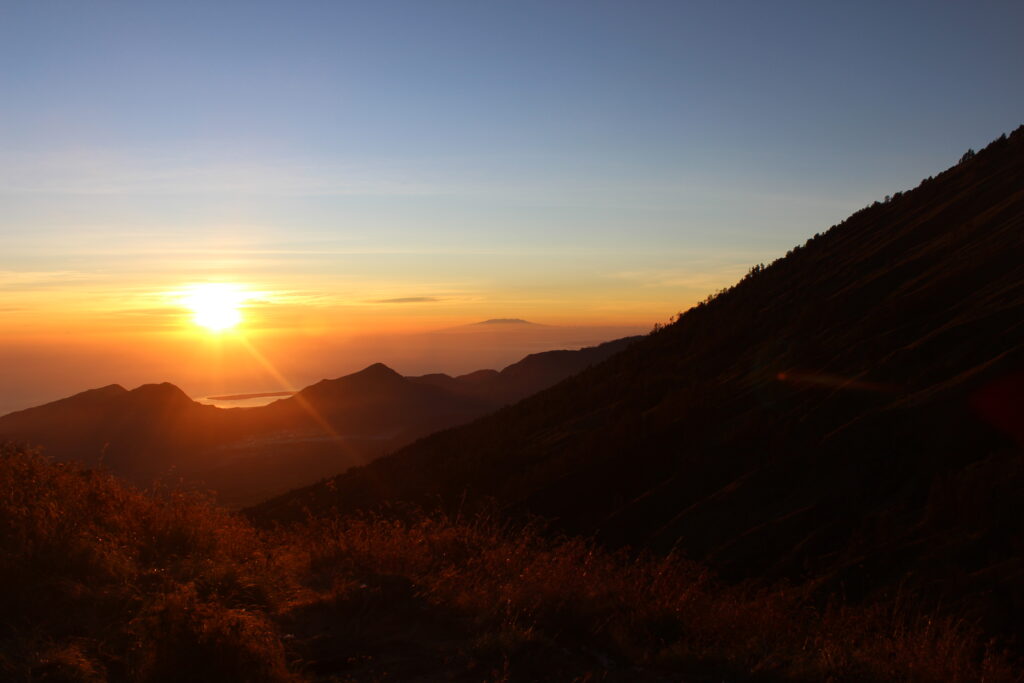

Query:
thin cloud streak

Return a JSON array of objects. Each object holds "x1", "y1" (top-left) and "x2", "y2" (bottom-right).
[{"x1": 369, "y1": 297, "x2": 442, "y2": 304}]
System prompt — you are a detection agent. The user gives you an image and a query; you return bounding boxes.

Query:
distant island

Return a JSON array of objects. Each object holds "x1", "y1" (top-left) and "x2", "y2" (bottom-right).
[{"x1": 205, "y1": 391, "x2": 296, "y2": 401}]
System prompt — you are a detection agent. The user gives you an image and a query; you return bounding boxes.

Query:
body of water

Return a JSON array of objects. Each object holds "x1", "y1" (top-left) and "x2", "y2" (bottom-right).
[{"x1": 195, "y1": 393, "x2": 292, "y2": 409}]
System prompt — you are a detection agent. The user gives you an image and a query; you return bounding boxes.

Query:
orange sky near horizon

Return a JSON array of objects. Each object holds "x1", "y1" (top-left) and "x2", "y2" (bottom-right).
[
  {"x1": 0, "y1": 247, "x2": 759, "y2": 414},
  {"x1": 0, "y1": 315, "x2": 654, "y2": 416},
  {"x1": 0, "y1": 264, "x2": 688, "y2": 414},
  {"x1": 0, "y1": 253, "x2": 752, "y2": 337}
]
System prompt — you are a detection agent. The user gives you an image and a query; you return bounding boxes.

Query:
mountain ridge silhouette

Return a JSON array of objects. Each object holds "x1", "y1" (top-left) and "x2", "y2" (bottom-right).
[{"x1": 0, "y1": 337, "x2": 639, "y2": 506}]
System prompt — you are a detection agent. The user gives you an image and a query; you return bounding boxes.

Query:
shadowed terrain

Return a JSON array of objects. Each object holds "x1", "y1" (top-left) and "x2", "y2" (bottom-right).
[{"x1": 253, "y1": 128, "x2": 1024, "y2": 638}]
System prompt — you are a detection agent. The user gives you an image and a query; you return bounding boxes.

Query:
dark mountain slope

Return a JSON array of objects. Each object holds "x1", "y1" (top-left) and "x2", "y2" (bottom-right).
[{"x1": 252, "y1": 128, "x2": 1024, "y2": 632}]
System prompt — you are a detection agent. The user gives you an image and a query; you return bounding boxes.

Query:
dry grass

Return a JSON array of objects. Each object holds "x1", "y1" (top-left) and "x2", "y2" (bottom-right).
[
  {"x1": 1, "y1": 444, "x2": 1019, "y2": 682},
  {"x1": 279, "y1": 513, "x2": 1022, "y2": 682},
  {"x1": 0, "y1": 444, "x2": 294, "y2": 682}
]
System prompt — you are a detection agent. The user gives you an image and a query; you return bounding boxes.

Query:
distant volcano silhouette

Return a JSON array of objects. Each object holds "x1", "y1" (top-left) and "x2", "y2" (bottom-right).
[{"x1": 474, "y1": 318, "x2": 534, "y2": 325}]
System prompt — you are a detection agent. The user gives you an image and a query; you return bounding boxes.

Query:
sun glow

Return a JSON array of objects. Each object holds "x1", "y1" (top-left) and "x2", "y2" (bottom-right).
[{"x1": 182, "y1": 283, "x2": 248, "y2": 332}]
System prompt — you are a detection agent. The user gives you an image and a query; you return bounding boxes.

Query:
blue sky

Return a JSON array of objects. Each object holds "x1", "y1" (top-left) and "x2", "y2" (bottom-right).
[{"x1": 1, "y1": 0, "x2": 1022, "y2": 331}]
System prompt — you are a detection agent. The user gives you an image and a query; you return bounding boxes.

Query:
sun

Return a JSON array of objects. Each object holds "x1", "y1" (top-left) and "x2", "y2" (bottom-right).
[{"x1": 182, "y1": 283, "x2": 247, "y2": 332}]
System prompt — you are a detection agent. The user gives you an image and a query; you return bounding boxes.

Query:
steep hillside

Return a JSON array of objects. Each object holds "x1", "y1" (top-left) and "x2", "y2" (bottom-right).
[{"x1": 252, "y1": 128, "x2": 1024, "y2": 633}]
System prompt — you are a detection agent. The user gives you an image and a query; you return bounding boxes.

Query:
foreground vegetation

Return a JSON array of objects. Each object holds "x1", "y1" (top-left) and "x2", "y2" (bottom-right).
[{"x1": 1, "y1": 445, "x2": 1019, "y2": 682}]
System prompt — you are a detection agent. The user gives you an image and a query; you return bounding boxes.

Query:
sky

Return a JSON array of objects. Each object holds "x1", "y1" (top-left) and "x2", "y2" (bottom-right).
[{"x1": 1, "y1": 0, "x2": 1023, "y2": 410}]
